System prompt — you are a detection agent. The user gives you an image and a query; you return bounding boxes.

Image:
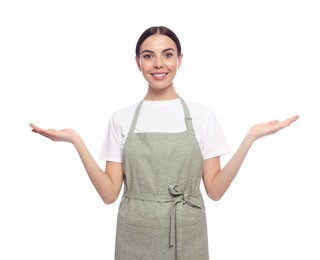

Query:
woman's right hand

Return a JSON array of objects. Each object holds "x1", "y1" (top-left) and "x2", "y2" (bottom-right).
[{"x1": 29, "y1": 123, "x2": 80, "y2": 144}]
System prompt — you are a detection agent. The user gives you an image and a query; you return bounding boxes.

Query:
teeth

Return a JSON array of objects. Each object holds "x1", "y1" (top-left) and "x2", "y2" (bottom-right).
[{"x1": 153, "y1": 74, "x2": 166, "y2": 77}]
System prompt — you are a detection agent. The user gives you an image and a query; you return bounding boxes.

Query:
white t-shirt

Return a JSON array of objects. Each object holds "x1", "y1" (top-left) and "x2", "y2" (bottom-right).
[{"x1": 99, "y1": 98, "x2": 230, "y2": 163}]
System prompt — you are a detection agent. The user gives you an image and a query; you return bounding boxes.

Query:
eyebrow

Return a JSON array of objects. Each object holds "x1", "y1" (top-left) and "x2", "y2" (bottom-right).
[{"x1": 141, "y1": 48, "x2": 175, "y2": 54}]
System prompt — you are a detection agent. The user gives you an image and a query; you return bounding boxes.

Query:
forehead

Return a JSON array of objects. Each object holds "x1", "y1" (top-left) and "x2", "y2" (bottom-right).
[{"x1": 140, "y1": 34, "x2": 177, "y2": 52}]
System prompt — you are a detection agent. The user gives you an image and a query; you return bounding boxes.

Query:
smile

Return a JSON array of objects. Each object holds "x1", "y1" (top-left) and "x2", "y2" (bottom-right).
[{"x1": 151, "y1": 73, "x2": 168, "y2": 79}]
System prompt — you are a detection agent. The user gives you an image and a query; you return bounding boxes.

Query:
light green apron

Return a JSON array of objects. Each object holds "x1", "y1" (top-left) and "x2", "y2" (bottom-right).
[{"x1": 115, "y1": 98, "x2": 209, "y2": 260}]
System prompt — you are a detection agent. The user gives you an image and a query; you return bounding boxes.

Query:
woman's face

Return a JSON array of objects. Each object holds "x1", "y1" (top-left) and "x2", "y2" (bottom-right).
[{"x1": 136, "y1": 34, "x2": 183, "y2": 92}]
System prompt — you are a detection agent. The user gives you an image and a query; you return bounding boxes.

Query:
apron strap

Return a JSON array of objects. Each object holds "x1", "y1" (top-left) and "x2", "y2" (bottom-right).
[
  {"x1": 128, "y1": 99, "x2": 144, "y2": 134},
  {"x1": 179, "y1": 97, "x2": 195, "y2": 132}
]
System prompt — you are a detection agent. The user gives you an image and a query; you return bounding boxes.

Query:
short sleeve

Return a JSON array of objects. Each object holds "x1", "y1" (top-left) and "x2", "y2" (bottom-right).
[
  {"x1": 201, "y1": 109, "x2": 230, "y2": 160},
  {"x1": 99, "y1": 113, "x2": 123, "y2": 163}
]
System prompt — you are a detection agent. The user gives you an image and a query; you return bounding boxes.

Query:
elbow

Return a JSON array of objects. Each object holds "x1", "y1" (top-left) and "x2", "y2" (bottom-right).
[
  {"x1": 103, "y1": 197, "x2": 117, "y2": 205},
  {"x1": 102, "y1": 194, "x2": 118, "y2": 205},
  {"x1": 209, "y1": 195, "x2": 222, "y2": 201},
  {"x1": 207, "y1": 191, "x2": 224, "y2": 201},
  {"x1": 103, "y1": 198, "x2": 115, "y2": 205}
]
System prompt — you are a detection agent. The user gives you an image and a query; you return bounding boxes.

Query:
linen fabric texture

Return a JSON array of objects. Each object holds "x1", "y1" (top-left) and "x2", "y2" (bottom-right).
[{"x1": 114, "y1": 98, "x2": 213, "y2": 260}]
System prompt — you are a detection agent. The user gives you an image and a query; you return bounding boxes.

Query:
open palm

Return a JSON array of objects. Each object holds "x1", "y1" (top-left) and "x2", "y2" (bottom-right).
[
  {"x1": 248, "y1": 115, "x2": 299, "y2": 141},
  {"x1": 29, "y1": 123, "x2": 79, "y2": 143}
]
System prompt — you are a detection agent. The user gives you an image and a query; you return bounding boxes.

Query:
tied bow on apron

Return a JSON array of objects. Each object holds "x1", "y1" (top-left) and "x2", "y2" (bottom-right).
[
  {"x1": 168, "y1": 185, "x2": 202, "y2": 247},
  {"x1": 123, "y1": 185, "x2": 202, "y2": 247}
]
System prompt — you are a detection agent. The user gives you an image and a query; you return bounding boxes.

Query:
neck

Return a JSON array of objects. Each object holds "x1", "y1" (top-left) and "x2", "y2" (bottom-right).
[{"x1": 144, "y1": 86, "x2": 179, "y2": 101}]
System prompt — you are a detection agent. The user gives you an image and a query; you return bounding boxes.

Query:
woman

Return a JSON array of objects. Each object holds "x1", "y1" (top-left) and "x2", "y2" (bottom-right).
[{"x1": 30, "y1": 26, "x2": 299, "y2": 260}]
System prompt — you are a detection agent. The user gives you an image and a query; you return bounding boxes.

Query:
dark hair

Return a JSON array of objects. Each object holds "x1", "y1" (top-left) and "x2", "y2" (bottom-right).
[{"x1": 135, "y1": 26, "x2": 182, "y2": 58}]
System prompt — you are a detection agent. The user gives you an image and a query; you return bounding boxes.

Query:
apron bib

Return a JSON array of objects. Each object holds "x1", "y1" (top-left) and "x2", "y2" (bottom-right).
[{"x1": 115, "y1": 98, "x2": 209, "y2": 260}]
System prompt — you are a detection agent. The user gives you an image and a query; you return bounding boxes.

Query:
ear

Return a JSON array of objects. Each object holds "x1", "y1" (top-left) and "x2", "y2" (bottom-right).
[
  {"x1": 177, "y1": 53, "x2": 183, "y2": 69},
  {"x1": 135, "y1": 56, "x2": 142, "y2": 71}
]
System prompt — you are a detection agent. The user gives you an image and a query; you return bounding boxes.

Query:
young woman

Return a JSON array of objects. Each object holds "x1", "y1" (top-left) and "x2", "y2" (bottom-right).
[{"x1": 30, "y1": 26, "x2": 299, "y2": 260}]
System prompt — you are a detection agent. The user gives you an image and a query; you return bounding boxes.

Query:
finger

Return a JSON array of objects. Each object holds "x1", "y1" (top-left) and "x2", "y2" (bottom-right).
[
  {"x1": 29, "y1": 123, "x2": 48, "y2": 134},
  {"x1": 29, "y1": 123, "x2": 39, "y2": 131},
  {"x1": 280, "y1": 115, "x2": 300, "y2": 126},
  {"x1": 36, "y1": 130, "x2": 59, "y2": 141},
  {"x1": 269, "y1": 116, "x2": 299, "y2": 134},
  {"x1": 30, "y1": 124, "x2": 51, "y2": 136},
  {"x1": 289, "y1": 115, "x2": 300, "y2": 123}
]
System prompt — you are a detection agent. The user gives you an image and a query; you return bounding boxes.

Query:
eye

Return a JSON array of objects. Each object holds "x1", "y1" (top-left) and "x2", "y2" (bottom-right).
[
  {"x1": 143, "y1": 54, "x2": 153, "y2": 59},
  {"x1": 164, "y1": 52, "x2": 173, "y2": 58}
]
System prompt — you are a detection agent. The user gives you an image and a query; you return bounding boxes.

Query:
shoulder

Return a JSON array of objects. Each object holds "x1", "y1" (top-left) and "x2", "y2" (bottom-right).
[
  {"x1": 107, "y1": 102, "x2": 141, "y2": 132},
  {"x1": 111, "y1": 102, "x2": 139, "y2": 121},
  {"x1": 184, "y1": 99, "x2": 217, "y2": 119}
]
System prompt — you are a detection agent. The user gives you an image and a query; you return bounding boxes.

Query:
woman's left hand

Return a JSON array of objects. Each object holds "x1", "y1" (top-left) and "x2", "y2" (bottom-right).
[{"x1": 248, "y1": 115, "x2": 299, "y2": 141}]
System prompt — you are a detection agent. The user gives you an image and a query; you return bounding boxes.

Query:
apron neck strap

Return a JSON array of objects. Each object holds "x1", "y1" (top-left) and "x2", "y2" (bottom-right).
[
  {"x1": 128, "y1": 97, "x2": 195, "y2": 134},
  {"x1": 128, "y1": 99, "x2": 144, "y2": 134},
  {"x1": 179, "y1": 98, "x2": 194, "y2": 132}
]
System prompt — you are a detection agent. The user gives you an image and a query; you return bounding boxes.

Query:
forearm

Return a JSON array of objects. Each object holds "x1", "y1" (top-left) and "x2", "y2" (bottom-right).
[
  {"x1": 72, "y1": 136, "x2": 118, "y2": 204},
  {"x1": 211, "y1": 135, "x2": 255, "y2": 200},
  {"x1": 206, "y1": 115, "x2": 299, "y2": 200}
]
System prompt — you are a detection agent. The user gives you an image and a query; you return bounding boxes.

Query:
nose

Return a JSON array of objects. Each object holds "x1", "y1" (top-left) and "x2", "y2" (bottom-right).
[{"x1": 153, "y1": 57, "x2": 163, "y2": 69}]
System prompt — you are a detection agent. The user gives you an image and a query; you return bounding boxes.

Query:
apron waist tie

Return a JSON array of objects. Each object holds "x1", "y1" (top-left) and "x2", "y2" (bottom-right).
[{"x1": 123, "y1": 185, "x2": 202, "y2": 247}]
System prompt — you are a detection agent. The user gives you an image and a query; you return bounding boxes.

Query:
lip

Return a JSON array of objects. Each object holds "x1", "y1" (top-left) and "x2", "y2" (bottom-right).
[{"x1": 151, "y1": 72, "x2": 168, "y2": 80}]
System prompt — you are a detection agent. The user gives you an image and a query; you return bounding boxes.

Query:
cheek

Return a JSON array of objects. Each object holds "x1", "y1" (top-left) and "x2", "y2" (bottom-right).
[
  {"x1": 140, "y1": 65, "x2": 147, "y2": 73},
  {"x1": 138, "y1": 64, "x2": 149, "y2": 76},
  {"x1": 140, "y1": 62, "x2": 153, "y2": 73},
  {"x1": 168, "y1": 61, "x2": 179, "y2": 70}
]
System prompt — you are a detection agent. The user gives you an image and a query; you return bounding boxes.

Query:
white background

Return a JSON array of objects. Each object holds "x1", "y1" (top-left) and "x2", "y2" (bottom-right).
[{"x1": 1, "y1": 0, "x2": 319, "y2": 259}]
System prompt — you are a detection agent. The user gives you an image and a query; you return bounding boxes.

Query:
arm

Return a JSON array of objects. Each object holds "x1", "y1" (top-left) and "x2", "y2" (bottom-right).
[
  {"x1": 203, "y1": 115, "x2": 299, "y2": 201},
  {"x1": 29, "y1": 123, "x2": 123, "y2": 204}
]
